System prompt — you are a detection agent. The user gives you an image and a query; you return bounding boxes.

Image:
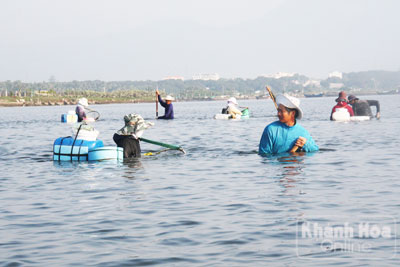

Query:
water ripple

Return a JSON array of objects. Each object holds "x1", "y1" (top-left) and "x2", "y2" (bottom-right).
[{"x1": 1, "y1": 97, "x2": 399, "y2": 266}]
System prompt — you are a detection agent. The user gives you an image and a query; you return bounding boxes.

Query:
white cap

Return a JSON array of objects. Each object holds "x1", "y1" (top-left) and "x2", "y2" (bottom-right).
[
  {"x1": 276, "y1": 94, "x2": 303, "y2": 120},
  {"x1": 78, "y1": 98, "x2": 88, "y2": 107},
  {"x1": 165, "y1": 95, "x2": 174, "y2": 101},
  {"x1": 227, "y1": 97, "x2": 238, "y2": 105}
]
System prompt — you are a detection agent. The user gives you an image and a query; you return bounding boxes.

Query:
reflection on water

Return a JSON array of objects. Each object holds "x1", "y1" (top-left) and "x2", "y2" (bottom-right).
[
  {"x1": 261, "y1": 153, "x2": 307, "y2": 192},
  {"x1": 121, "y1": 158, "x2": 143, "y2": 179},
  {"x1": 276, "y1": 154, "x2": 304, "y2": 190},
  {"x1": 123, "y1": 158, "x2": 143, "y2": 169}
]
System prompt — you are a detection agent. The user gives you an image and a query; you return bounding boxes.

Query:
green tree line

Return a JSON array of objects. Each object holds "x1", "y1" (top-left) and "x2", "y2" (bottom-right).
[{"x1": 1, "y1": 70, "x2": 399, "y2": 101}]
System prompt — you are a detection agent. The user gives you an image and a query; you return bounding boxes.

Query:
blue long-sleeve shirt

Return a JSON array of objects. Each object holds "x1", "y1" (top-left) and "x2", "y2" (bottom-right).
[
  {"x1": 158, "y1": 95, "x2": 174, "y2": 119},
  {"x1": 259, "y1": 121, "x2": 319, "y2": 155}
]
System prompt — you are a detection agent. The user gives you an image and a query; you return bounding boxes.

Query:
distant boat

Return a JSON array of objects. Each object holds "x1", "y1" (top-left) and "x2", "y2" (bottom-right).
[
  {"x1": 304, "y1": 93, "x2": 324, "y2": 98},
  {"x1": 378, "y1": 90, "x2": 400, "y2": 95}
]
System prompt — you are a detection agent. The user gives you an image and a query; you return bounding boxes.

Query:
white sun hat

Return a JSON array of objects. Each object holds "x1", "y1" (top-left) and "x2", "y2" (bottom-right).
[
  {"x1": 165, "y1": 95, "x2": 174, "y2": 101},
  {"x1": 227, "y1": 97, "x2": 238, "y2": 105},
  {"x1": 78, "y1": 98, "x2": 89, "y2": 107},
  {"x1": 276, "y1": 94, "x2": 303, "y2": 120}
]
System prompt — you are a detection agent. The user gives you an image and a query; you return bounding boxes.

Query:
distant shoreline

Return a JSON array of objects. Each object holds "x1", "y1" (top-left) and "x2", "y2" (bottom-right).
[
  {"x1": 0, "y1": 96, "x2": 254, "y2": 107},
  {"x1": 0, "y1": 98, "x2": 227, "y2": 107},
  {"x1": 0, "y1": 99, "x2": 154, "y2": 107},
  {"x1": 1, "y1": 91, "x2": 397, "y2": 108}
]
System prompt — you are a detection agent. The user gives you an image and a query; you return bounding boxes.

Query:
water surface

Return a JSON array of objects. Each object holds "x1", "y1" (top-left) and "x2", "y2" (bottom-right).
[{"x1": 1, "y1": 95, "x2": 399, "y2": 266}]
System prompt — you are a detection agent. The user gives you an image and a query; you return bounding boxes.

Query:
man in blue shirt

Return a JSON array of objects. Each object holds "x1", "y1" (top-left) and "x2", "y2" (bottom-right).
[
  {"x1": 156, "y1": 89, "x2": 174, "y2": 120},
  {"x1": 259, "y1": 94, "x2": 319, "y2": 155}
]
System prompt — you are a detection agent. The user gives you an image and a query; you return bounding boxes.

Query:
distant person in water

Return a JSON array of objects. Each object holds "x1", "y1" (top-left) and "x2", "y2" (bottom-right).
[
  {"x1": 113, "y1": 114, "x2": 154, "y2": 158},
  {"x1": 221, "y1": 97, "x2": 242, "y2": 119},
  {"x1": 75, "y1": 98, "x2": 88, "y2": 122},
  {"x1": 156, "y1": 89, "x2": 174, "y2": 119},
  {"x1": 348, "y1": 95, "x2": 380, "y2": 119},
  {"x1": 259, "y1": 94, "x2": 319, "y2": 155},
  {"x1": 330, "y1": 91, "x2": 354, "y2": 120}
]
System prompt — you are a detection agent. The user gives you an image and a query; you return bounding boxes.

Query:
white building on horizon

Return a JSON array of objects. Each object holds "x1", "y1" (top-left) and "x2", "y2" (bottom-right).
[
  {"x1": 303, "y1": 79, "x2": 321, "y2": 87},
  {"x1": 163, "y1": 76, "x2": 185, "y2": 81},
  {"x1": 329, "y1": 83, "x2": 344, "y2": 89},
  {"x1": 328, "y1": 71, "x2": 343, "y2": 79},
  {"x1": 261, "y1": 72, "x2": 296, "y2": 79},
  {"x1": 192, "y1": 73, "x2": 220, "y2": 81}
]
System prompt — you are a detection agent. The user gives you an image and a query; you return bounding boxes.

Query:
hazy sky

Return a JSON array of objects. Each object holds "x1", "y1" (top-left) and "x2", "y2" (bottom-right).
[{"x1": 1, "y1": 0, "x2": 399, "y2": 82}]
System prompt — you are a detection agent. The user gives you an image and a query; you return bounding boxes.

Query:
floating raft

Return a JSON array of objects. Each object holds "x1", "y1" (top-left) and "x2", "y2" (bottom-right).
[
  {"x1": 214, "y1": 108, "x2": 250, "y2": 120},
  {"x1": 53, "y1": 137, "x2": 123, "y2": 162},
  {"x1": 214, "y1": 114, "x2": 237, "y2": 120},
  {"x1": 332, "y1": 108, "x2": 370, "y2": 122},
  {"x1": 61, "y1": 113, "x2": 78, "y2": 123}
]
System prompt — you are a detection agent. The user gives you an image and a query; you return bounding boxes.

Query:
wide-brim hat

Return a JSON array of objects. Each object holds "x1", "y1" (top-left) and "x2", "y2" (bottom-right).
[
  {"x1": 348, "y1": 95, "x2": 359, "y2": 102},
  {"x1": 124, "y1": 113, "x2": 143, "y2": 124},
  {"x1": 227, "y1": 97, "x2": 238, "y2": 105},
  {"x1": 165, "y1": 95, "x2": 174, "y2": 101},
  {"x1": 118, "y1": 113, "x2": 154, "y2": 135},
  {"x1": 335, "y1": 91, "x2": 347, "y2": 102},
  {"x1": 276, "y1": 94, "x2": 303, "y2": 120},
  {"x1": 78, "y1": 98, "x2": 88, "y2": 107}
]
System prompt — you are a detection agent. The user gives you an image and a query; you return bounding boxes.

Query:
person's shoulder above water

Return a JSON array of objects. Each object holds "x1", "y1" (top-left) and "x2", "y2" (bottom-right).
[
  {"x1": 225, "y1": 97, "x2": 242, "y2": 119},
  {"x1": 330, "y1": 92, "x2": 355, "y2": 119},
  {"x1": 348, "y1": 94, "x2": 380, "y2": 118},
  {"x1": 265, "y1": 120, "x2": 287, "y2": 130},
  {"x1": 296, "y1": 125, "x2": 319, "y2": 152},
  {"x1": 76, "y1": 98, "x2": 89, "y2": 122}
]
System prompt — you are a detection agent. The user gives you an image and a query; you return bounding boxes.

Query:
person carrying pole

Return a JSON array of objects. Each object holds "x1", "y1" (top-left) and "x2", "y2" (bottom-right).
[
  {"x1": 156, "y1": 89, "x2": 174, "y2": 120},
  {"x1": 259, "y1": 93, "x2": 319, "y2": 155}
]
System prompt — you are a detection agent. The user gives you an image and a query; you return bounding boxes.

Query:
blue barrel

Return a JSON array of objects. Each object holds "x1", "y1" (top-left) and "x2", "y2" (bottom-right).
[
  {"x1": 61, "y1": 114, "x2": 67, "y2": 123},
  {"x1": 53, "y1": 137, "x2": 104, "y2": 161},
  {"x1": 88, "y1": 147, "x2": 123, "y2": 162}
]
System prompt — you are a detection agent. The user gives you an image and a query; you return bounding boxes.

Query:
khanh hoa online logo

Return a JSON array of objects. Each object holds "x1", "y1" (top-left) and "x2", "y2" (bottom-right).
[{"x1": 296, "y1": 216, "x2": 397, "y2": 259}]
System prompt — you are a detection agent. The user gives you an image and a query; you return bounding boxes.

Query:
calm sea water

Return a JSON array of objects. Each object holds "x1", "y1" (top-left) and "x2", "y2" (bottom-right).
[{"x1": 1, "y1": 95, "x2": 399, "y2": 266}]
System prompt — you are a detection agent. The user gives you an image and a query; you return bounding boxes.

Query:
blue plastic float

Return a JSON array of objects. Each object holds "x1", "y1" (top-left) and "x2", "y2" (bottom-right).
[
  {"x1": 88, "y1": 146, "x2": 123, "y2": 161},
  {"x1": 61, "y1": 111, "x2": 78, "y2": 123},
  {"x1": 53, "y1": 137, "x2": 123, "y2": 162}
]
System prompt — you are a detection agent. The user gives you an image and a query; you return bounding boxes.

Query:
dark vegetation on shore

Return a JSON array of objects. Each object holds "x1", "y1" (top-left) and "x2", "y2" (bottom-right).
[{"x1": 1, "y1": 70, "x2": 399, "y2": 107}]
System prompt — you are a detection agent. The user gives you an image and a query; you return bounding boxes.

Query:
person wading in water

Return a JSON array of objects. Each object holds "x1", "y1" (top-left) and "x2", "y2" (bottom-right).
[
  {"x1": 156, "y1": 89, "x2": 174, "y2": 120},
  {"x1": 348, "y1": 95, "x2": 381, "y2": 119},
  {"x1": 259, "y1": 94, "x2": 319, "y2": 155}
]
